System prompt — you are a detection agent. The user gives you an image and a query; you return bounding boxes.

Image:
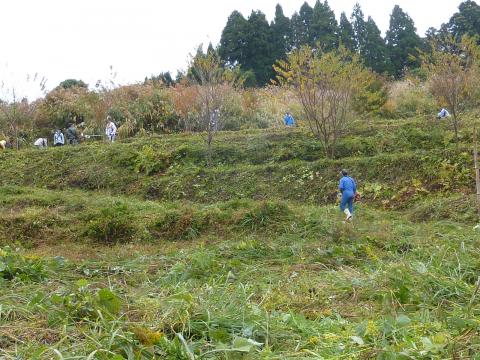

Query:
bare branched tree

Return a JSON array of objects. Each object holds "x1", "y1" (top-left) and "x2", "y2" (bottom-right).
[
  {"x1": 274, "y1": 45, "x2": 372, "y2": 158},
  {"x1": 188, "y1": 46, "x2": 241, "y2": 165}
]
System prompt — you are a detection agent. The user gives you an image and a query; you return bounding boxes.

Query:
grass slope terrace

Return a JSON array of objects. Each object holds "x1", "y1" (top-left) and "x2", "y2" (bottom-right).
[{"x1": 0, "y1": 119, "x2": 477, "y2": 210}]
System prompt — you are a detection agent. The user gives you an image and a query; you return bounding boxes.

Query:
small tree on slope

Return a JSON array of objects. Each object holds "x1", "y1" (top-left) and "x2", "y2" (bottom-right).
[
  {"x1": 422, "y1": 36, "x2": 480, "y2": 143},
  {"x1": 188, "y1": 46, "x2": 242, "y2": 166},
  {"x1": 274, "y1": 45, "x2": 373, "y2": 158}
]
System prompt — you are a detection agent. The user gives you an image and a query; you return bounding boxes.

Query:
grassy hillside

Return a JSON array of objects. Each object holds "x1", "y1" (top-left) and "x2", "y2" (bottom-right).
[
  {"x1": 0, "y1": 119, "x2": 477, "y2": 208},
  {"x1": 0, "y1": 118, "x2": 479, "y2": 359}
]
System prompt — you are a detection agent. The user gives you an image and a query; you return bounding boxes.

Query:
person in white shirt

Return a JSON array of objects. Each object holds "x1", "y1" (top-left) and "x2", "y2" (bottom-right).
[
  {"x1": 53, "y1": 129, "x2": 64, "y2": 146},
  {"x1": 105, "y1": 115, "x2": 117, "y2": 142},
  {"x1": 34, "y1": 138, "x2": 47, "y2": 148},
  {"x1": 437, "y1": 108, "x2": 450, "y2": 119}
]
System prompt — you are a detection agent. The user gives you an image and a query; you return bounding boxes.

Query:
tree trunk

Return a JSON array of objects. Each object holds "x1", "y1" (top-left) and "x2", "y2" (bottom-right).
[
  {"x1": 452, "y1": 112, "x2": 459, "y2": 144},
  {"x1": 206, "y1": 124, "x2": 213, "y2": 167},
  {"x1": 14, "y1": 124, "x2": 19, "y2": 151},
  {"x1": 329, "y1": 144, "x2": 335, "y2": 159},
  {"x1": 206, "y1": 137, "x2": 212, "y2": 167},
  {"x1": 474, "y1": 127, "x2": 480, "y2": 219}
]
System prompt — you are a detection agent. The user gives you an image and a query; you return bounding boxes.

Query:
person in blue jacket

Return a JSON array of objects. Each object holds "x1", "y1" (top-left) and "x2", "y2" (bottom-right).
[
  {"x1": 284, "y1": 112, "x2": 295, "y2": 126},
  {"x1": 338, "y1": 169, "x2": 357, "y2": 221}
]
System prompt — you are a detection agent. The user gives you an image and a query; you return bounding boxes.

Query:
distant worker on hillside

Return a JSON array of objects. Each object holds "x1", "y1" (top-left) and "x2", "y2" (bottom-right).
[
  {"x1": 284, "y1": 112, "x2": 295, "y2": 127},
  {"x1": 210, "y1": 109, "x2": 219, "y2": 132},
  {"x1": 53, "y1": 129, "x2": 65, "y2": 146},
  {"x1": 34, "y1": 138, "x2": 48, "y2": 148},
  {"x1": 105, "y1": 115, "x2": 117, "y2": 142},
  {"x1": 66, "y1": 123, "x2": 79, "y2": 145},
  {"x1": 338, "y1": 169, "x2": 357, "y2": 222},
  {"x1": 437, "y1": 108, "x2": 450, "y2": 119}
]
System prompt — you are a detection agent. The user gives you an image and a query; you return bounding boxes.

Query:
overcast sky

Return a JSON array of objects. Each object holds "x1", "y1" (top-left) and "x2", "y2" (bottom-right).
[{"x1": 1, "y1": 0, "x2": 462, "y2": 100}]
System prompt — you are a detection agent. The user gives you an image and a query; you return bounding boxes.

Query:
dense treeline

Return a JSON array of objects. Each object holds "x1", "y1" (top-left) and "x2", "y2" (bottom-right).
[{"x1": 219, "y1": 0, "x2": 480, "y2": 85}]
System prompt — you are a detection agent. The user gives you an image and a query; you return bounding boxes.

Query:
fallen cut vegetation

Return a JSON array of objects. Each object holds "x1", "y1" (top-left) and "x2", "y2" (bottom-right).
[{"x1": 0, "y1": 200, "x2": 478, "y2": 358}]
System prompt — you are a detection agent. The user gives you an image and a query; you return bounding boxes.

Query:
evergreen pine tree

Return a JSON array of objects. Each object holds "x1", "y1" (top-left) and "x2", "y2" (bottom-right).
[
  {"x1": 385, "y1": 5, "x2": 422, "y2": 78},
  {"x1": 425, "y1": 27, "x2": 440, "y2": 42},
  {"x1": 351, "y1": 4, "x2": 391, "y2": 74},
  {"x1": 219, "y1": 11, "x2": 249, "y2": 67},
  {"x1": 339, "y1": 12, "x2": 355, "y2": 50},
  {"x1": 271, "y1": 4, "x2": 291, "y2": 61},
  {"x1": 351, "y1": 3, "x2": 367, "y2": 53},
  {"x1": 244, "y1": 10, "x2": 274, "y2": 85},
  {"x1": 291, "y1": 2, "x2": 314, "y2": 47},
  {"x1": 364, "y1": 16, "x2": 392, "y2": 74},
  {"x1": 290, "y1": 12, "x2": 302, "y2": 48},
  {"x1": 444, "y1": 0, "x2": 480, "y2": 40},
  {"x1": 310, "y1": 0, "x2": 339, "y2": 50},
  {"x1": 207, "y1": 42, "x2": 216, "y2": 56},
  {"x1": 149, "y1": 72, "x2": 174, "y2": 87}
]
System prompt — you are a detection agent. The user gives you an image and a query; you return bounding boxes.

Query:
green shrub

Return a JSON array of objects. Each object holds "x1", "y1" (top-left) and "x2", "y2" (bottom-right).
[
  {"x1": 108, "y1": 84, "x2": 180, "y2": 136},
  {"x1": 134, "y1": 145, "x2": 171, "y2": 175},
  {"x1": 241, "y1": 201, "x2": 291, "y2": 230},
  {"x1": 391, "y1": 126, "x2": 443, "y2": 151},
  {"x1": 153, "y1": 204, "x2": 231, "y2": 240},
  {"x1": 0, "y1": 247, "x2": 50, "y2": 282},
  {"x1": 335, "y1": 137, "x2": 378, "y2": 157},
  {"x1": 153, "y1": 208, "x2": 204, "y2": 240},
  {"x1": 353, "y1": 75, "x2": 388, "y2": 116},
  {"x1": 85, "y1": 203, "x2": 138, "y2": 243}
]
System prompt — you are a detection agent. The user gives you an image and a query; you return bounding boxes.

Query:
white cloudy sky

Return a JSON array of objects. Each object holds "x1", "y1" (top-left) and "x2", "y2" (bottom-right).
[{"x1": 1, "y1": 0, "x2": 462, "y2": 99}]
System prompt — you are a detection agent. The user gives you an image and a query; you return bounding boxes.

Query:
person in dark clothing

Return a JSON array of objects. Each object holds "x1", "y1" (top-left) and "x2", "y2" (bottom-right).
[
  {"x1": 338, "y1": 169, "x2": 357, "y2": 221},
  {"x1": 66, "y1": 123, "x2": 78, "y2": 145}
]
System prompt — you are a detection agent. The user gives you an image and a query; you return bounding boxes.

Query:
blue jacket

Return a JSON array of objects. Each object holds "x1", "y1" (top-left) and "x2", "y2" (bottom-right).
[
  {"x1": 339, "y1": 176, "x2": 356, "y2": 195},
  {"x1": 284, "y1": 114, "x2": 295, "y2": 126}
]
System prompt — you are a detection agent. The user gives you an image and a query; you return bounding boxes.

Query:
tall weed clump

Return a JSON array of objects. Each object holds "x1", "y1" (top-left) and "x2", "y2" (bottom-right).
[
  {"x1": 85, "y1": 203, "x2": 139, "y2": 243},
  {"x1": 106, "y1": 84, "x2": 180, "y2": 137},
  {"x1": 382, "y1": 80, "x2": 436, "y2": 118},
  {"x1": 241, "y1": 201, "x2": 292, "y2": 230},
  {"x1": 134, "y1": 145, "x2": 171, "y2": 175}
]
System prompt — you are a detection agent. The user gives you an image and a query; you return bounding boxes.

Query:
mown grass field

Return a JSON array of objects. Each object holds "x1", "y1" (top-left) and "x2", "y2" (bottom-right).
[{"x1": 0, "y1": 118, "x2": 479, "y2": 359}]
